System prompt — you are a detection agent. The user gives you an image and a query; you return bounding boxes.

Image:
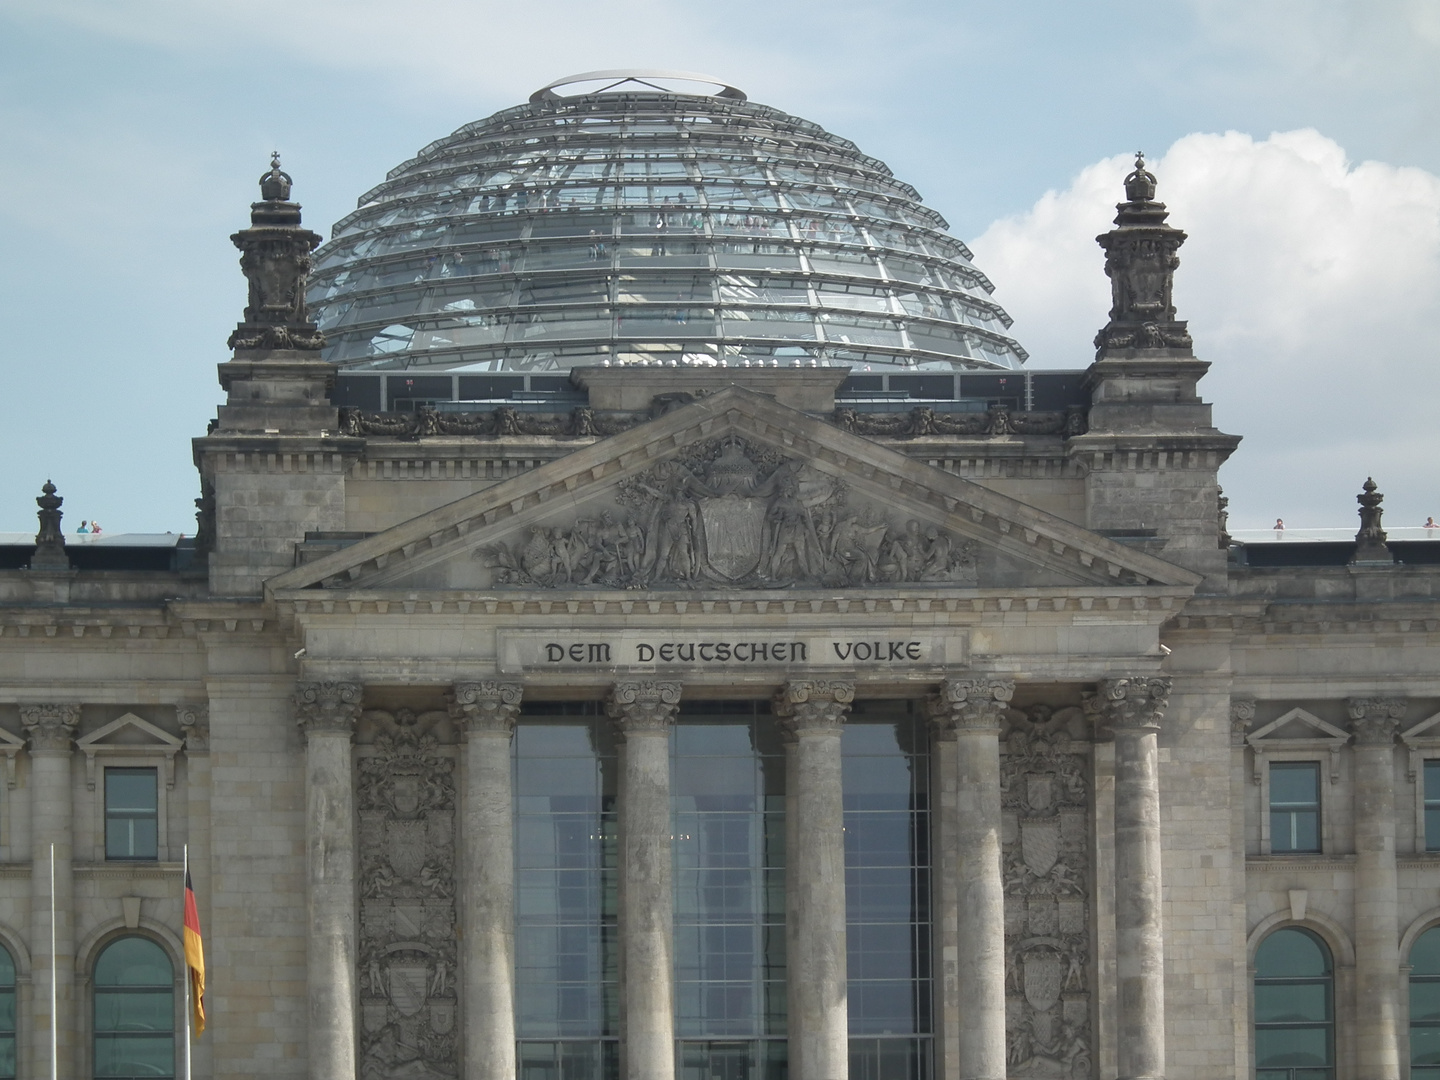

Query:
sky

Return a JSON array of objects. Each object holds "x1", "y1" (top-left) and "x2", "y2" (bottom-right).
[{"x1": 0, "y1": 0, "x2": 1437, "y2": 534}]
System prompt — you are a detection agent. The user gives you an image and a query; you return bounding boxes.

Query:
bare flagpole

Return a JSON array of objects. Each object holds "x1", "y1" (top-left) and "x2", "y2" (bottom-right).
[
  {"x1": 183, "y1": 843, "x2": 193, "y2": 1080},
  {"x1": 49, "y1": 842, "x2": 57, "y2": 1080}
]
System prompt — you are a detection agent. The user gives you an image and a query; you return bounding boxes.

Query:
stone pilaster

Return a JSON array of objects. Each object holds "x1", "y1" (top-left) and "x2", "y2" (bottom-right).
[
  {"x1": 608, "y1": 680, "x2": 682, "y2": 1080},
  {"x1": 1349, "y1": 697, "x2": 1406, "y2": 1080},
  {"x1": 295, "y1": 681, "x2": 362, "y2": 1080},
  {"x1": 927, "y1": 679, "x2": 1013, "y2": 1080},
  {"x1": 451, "y1": 681, "x2": 523, "y2": 1080},
  {"x1": 775, "y1": 680, "x2": 853, "y2": 1080},
  {"x1": 1089, "y1": 676, "x2": 1171, "y2": 1080},
  {"x1": 21, "y1": 703, "x2": 79, "y2": 1080}
]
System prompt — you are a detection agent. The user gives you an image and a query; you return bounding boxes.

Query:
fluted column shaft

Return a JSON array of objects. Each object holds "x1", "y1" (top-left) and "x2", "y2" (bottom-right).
[
  {"x1": 776, "y1": 680, "x2": 853, "y2": 1080},
  {"x1": 928, "y1": 680, "x2": 1013, "y2": 1080},
  {"x1": 295, "y1": 682, "x2": 362, "y2": 1080},
  {"x1": 22, "y1": 704, "x2": 79, "y2": 1080},
  {"x1": 452, "y1": 681, "x2": 523, "y2": 1080},
  {"x1": 1091, "y1": 676, "x2": 1172, "y2": 1080},
  {"x1": 609, "y1": 680, "x2": 682, "y2": 1080},
  {"x1": 1350, "y1": 698, "x2": 1406, "y2": 1080}
]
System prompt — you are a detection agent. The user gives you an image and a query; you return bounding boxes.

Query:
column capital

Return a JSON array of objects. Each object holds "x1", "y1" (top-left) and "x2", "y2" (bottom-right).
[
  {"x1": 1229, "y1": 698, "x2": 1256, "y2": 746},
  {"x1": 294, "y1": 681, "x2": 362, "y2": 736},
  {"x1": 20, "y1": 703, "x2": 80, "y2": 754},
  {"x1": 925, "y1": 678, "x2": 1014, "y2": 738},
  {"x1": 450, "y1": 681, "x2": 522, "y2": 737},
  {"x1": 773, "y1": 680, "x2": 853, "y2": 735},
  {"x1": 1348, "y1": 697, "x2": 1406, "y2": 744},
  {"x1": 607, "y1": 680, "x2": 681, "y2": 734},
  {"x1": 1085, "y1": 675, "x2": 1172, "y2": 734},
  {"x1": 178, "y1": 703, "x2": 210, "y2": 752}
]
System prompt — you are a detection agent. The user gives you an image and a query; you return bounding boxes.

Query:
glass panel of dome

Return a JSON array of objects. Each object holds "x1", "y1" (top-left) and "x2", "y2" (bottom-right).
[
  {"x1": 808, "y1": 250, "x2": 880, "y2": 278},
  {"x1": 617, "y1": 277, "x2": 712, "y2": 303}
]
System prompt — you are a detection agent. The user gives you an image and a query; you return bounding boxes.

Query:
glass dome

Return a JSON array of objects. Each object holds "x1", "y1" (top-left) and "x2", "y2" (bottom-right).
[{"x1": 309, "y1": 72, "x2": 1028, "y2": 373}]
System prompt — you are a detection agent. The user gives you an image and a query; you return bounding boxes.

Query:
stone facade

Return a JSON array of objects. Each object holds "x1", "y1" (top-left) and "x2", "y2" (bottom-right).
[{"x1": 0, "y1": 144, "x2": 1435, "y2": 1080}]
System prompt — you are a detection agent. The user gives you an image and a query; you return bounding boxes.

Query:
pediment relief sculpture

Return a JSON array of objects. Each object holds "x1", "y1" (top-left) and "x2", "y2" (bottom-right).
[{"x1": 479, "y1": 436, "x2": 978, "y2": 590}]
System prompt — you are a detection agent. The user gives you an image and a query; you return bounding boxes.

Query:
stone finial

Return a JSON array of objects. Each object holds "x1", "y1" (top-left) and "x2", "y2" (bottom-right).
[
  {"x1": 20, "y1": 703, "x2": 81, "y2": 754},
  {"x1": 607, "y1": 680, "x2": 682, "y2": 733},
  {"x1": 926, "y1": 678, "x2": 1015, "y2": 738},
  {"x1": 1084, "y1": 676, "x2": 1172, "y2": 734},
  {"x1": 1229, "y1": 698, "x2": 1256, "y2": 746},
  {"x1": 450, "y1": 681, "x2": 522, "y2": 737},
  {"x1": 1351, "y1": 477, "x2": 1393, "y2": 564},
  {"x1": 178, "y1": 704, "x2": 210, "y2": 751},
  {"x1": 30, "y1": 479, "x2": 71, "y2": 571},
  {"x1": 1093, "y1": 153, "x2": 1192, "y2": 357},
  {"x1": 294, "y1": 681, "x2": 363, "y2": 736},
  {"x1": 1347, "y1": 697, "x2": 1406, "y2": 744},
  {"x1": 227, "y1": 154, "x2": 326, "y2": 352},
  {"x1": 773, "y1": 680, "x2": 854, "y2": 735}
]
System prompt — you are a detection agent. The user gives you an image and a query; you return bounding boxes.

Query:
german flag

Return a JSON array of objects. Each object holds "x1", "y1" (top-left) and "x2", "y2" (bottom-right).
[{"x1": 183, "y1": 869, "x2": 206, "y2": 1034}]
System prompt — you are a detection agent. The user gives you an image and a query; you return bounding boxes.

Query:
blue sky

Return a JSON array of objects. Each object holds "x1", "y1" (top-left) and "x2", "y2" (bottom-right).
[{"x1": 1, "y1": 0, "x2": 1437, "y2": 533}]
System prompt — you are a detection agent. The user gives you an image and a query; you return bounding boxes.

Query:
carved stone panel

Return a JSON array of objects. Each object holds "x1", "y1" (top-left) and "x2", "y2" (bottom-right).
[
  {"x1": 1002, "y1": 704, "x2": 1093, "y2": 1080},
  {"x1": 356, "y1": 709, "x2": 459, "y2": 1079}
]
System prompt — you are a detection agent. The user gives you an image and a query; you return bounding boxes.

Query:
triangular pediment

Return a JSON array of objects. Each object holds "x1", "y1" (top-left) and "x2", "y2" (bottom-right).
[
  {"x1": 1247, "y1": 707, "x2": 1350, "y2": 745},
  {"x1": 269, "y1": 386, "x2": 1201, "y2": 595},
  {"x1": 75, "y1": 712, "x2": 184, "y2": 791}
]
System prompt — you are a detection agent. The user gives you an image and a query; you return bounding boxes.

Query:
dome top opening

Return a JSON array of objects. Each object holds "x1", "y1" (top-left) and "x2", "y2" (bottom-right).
[{"x1": 530, "y1": 69, "x2": 748, "y2": 103}]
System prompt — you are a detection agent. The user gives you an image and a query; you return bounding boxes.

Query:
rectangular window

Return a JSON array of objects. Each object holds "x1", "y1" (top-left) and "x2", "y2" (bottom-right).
[
  {"x1": 105, "y1": 768, "x2": 158, "y2": 861},
  {"x1": 1270, "y1": 762, "x2": 1322, "y2": 854},
  {"x1": 1425, "y1": 762, "x2": 1440, "y2": 852}
]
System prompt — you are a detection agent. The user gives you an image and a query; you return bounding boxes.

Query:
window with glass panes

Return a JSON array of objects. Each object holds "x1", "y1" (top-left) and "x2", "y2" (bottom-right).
[
  {"x1": 0, "y1": 947, "x2": 14, "y2": 1079},
  {"x1": 672, "y1": 702, "x2": 787, "y2": 1080},
  {"x1": 843, "y1": 703, "x2": 932, "y2": 1080},
  {"x1": 1254, "y1": 928, "x2": 1333, "y2": 1080},
  {"x1": 1425, "y1": 762, "x2": 1440, "y2": 851},
  {"x1": 514, "y1": 704, "x2": 619, "y2": 1080},
  {"x1": 1411, "y1": 927, "x2": 1440, "y2": 1079},
  {"x1": 105, "y1": 768, "x2": 158, "y2": 861},
  {"x1": 1269, "y1": 763, "x2": 1321, "y2": 854},
  {"x1": 93, "y1": 937, "x2": 174, "y2": 1080}
]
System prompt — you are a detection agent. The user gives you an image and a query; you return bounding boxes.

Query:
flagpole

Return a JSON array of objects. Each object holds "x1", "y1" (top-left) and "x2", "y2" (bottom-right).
[
  {"x1": 49, "y1": 842, "x2": 57, "y2": 1080},
  {"x1": 183, "y1": 844, "x2": 192, "y2": 1080}
]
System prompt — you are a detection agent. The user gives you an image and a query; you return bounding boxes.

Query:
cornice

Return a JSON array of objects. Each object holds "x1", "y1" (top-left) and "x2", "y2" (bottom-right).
[{"x1": 1246, "y1": 855, "x2": 1356, "y2": 873}]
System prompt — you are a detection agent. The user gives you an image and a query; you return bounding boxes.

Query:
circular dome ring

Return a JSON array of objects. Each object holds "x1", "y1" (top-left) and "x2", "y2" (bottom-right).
[{"x1": 530, "y1": 69, "x2": 747, "y2": 103}]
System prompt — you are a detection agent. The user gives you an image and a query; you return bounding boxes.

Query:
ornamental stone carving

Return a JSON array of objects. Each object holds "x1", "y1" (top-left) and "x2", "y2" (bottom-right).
[
  {"x1": 773, "y1": 680, "x2": 854, "y2": 734},
  {"x1": 357, "y1": 709, "x2": 458, "y2": 1078},
  {"x1": 607, "y1": 681, "x2": 682, "y2": 733},
  {"x1": 31, "y1": 480, "x2": 70, "y2": 571},
  {"x1": 480, "y1": 436, "x2": 978, "y2": 590},
  {"x1": 448, "y1": 682, "x2": 521, "y2": 737},
  {"x1": 1352, "y1": 478, "x2": 1392, "y2": 564},
  {"x1": 1348, "y1": 698, "x2": 1407, "y2": 744},
  {"x1": 1000, "y1": 704, "x2": 1092, "y2": 1080},
  {"x1": 294, "y1": 682, "x2": 363, "y2": 736},
  {"x1": 926, "y1": 678, "x2": 1016, "y2": 736},
  {"x1": 1083, "y1": 676, "x2": 1172, "y2": 734},
  {"x1": 1230, "y1": 698, "x2": 1256, "y2": 746},
  {"x1": 178, "y1": 704, "x2": 210, "y2": 752},
  {"x1": 20, "y1": 704, "x2": 81, "y2": 754}
]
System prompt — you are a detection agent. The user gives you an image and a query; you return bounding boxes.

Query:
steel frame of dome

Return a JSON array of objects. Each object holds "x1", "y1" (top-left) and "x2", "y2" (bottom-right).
[{"x1": 309, "y1": 79, "x2": 1029, "y2": 374}]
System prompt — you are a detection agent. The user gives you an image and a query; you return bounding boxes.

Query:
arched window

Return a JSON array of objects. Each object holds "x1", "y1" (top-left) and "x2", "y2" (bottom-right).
[
  {"x1": 1254, "y1": 928, "x2": 1333, "y2": 1080},
  {"x1": 93, "y1": 937, "x2": 174, "y2": 1080},
  {"x1": 0, "y1": 946, "x2": 15, "y2": 1079},
  {"x1": 1411, "y1": 927, "x2": 1440, "y2": 1078}
]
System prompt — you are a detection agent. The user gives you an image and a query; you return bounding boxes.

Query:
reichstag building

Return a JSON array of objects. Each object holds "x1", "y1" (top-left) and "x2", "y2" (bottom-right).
[{"x1": 1, "y1": 69, "x2": 1437, "y2": 1080}]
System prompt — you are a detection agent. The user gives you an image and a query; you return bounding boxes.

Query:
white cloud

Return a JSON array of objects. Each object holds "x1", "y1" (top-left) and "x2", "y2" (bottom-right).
[{"x1": 972, "y1": 129, "x2": 1440, "y2": 530}]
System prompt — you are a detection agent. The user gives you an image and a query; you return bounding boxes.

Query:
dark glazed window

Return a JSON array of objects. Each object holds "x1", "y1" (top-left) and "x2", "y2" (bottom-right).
[
  {"x1": 844, "y1": 704, "x2": 931, "y2": 1080},
  {"x1": 105, "y1": 768, "x2": 158, "y2": 861},
  {"x1": 1411, "y1": 927, "x2": 1440, "y2": 1078},
  {"x1": 514, "y1": 704, "x2": 619, "y2": 1078},
  {"x1": 0, "y1": 947, "x2": 13, "y2": 1079},
  {"x1": 93, "y1": 936, "x2": 174, "y2": 1080},
  {"x1": 672, "y1": 701, "x2": 787, "y2": 1080},
  {"x1": 1269, "y1": 763, "x2": 1321, "y2": 854},
  {"x1": 1254, "y1": 928, "x2": 1333, "y2": 1080},
  {"x1": 1425, "y1": 762, "x2": 1440, "y2": 851}
]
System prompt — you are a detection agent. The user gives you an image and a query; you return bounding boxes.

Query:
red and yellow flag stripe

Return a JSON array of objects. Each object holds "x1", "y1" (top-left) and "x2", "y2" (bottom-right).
[{"x1": 183, "y1": 869, "x2": 205, "y2": 1034}]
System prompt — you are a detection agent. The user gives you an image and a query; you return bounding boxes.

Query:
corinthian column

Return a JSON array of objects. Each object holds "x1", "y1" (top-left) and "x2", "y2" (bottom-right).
[
  {"x1": 927, "y1": 679, "x2": 1013, "y2": 1080},
  {"x1": 1349, "y1": 697, "x2": 1406, "y2": 1080},
  {"x1": 22, "y1": 703, "x2": 80, "y2": 1080},
  {"x1": 775, "y1": 680, "x2": 853, "y2": 1080},
  {"x1": 295, "y1": 681, "x2": 362, "y2": 1080},
  {"x1": 608, "y1": 680, "x2": 682, "y2": 1080},
  {"x1": 451, "y1": 681, "x2": 523, "y2": 1080},
  {"x1": 1090, "y1": 676, "x2": 1171, "y2": 1080}
]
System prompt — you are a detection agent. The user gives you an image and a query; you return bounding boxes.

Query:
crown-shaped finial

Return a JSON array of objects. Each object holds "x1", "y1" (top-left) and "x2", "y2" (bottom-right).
[
  {"x1": 259, "y1": 151, "x2": 293, "y2": 202},
  {"x1": 1124, "y1": 151, "x2": 1158, "y2": 202}
]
